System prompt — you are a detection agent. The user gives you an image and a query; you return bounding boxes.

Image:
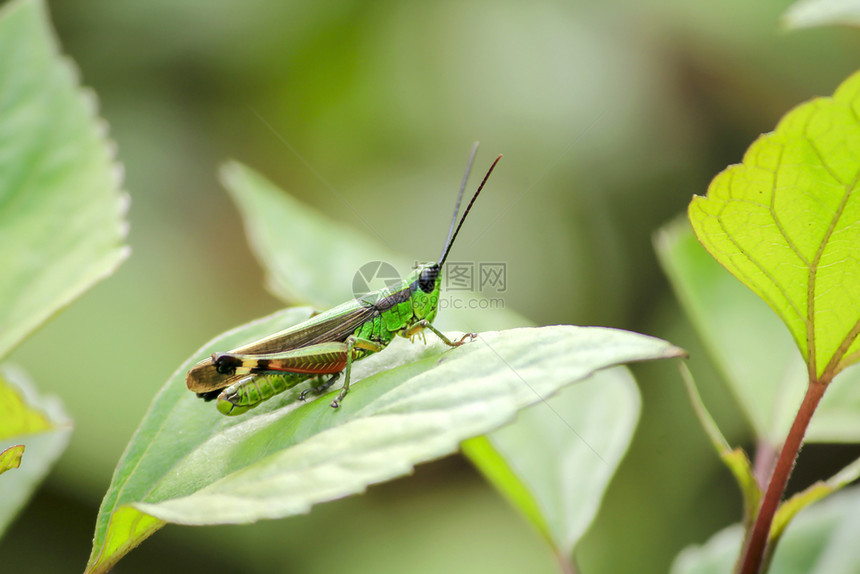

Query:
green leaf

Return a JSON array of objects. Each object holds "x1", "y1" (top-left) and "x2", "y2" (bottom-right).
[
  {"x1": 689, "y1": 70, "x2": 860, "y2": 382},
  {"x1": 463, "y1": 367, "x2": 640, "y2": 560},
  {"x1": 783, "y1": 0, "x2": 860, "y2": 29},
  {"x1": 672, "y1": 485, "x2": 860, "y2": 574},
  {"x1": 656, "y1": 222, "x2": 860, "y2": 444},
  {"x1": 0, "y1": 0, "x2": 126, "y2": 542},
  {"x1": 222, "y1": 158, "x2": 650, "y2": 564},
  {"x1": 86, "y1": 506, "x2": 163, "y2": 574},
  {"x1": 672, "y1": 524, "x2": 744, "y2": 574},
  {"x1": 220, "y1": 161, "x2": 526, "y2": 332},
  {"x1": 659, "y1": 223, "x2": 860, "y2": 442},
  {"x1": 0, "y1": 372, "x2": 52, "y2": 439},
  {"x1": 0, "y1": 445, "x2": 25, "y2": 475},
  {"x1": 220, "y1": 161, "x2": 406, "y2": 309},
  {"x1": 220, "y1": 159, "x2": 651, "y2": 568},
  {"x1": 461, "y1": 436, "x2": 550, "y2": 538},
  {"x1": 0, "y1": 0, "x2": 129, "y2": 361},
  {"x1": 86, "y1": 310, "x2": 683, "y2": 573},
  {"x1": 0, "y1": 369, "x2": 71, "y2": 538},
  {"x1": 87, "y1": 158, "x2": 678, "y2": 571}
]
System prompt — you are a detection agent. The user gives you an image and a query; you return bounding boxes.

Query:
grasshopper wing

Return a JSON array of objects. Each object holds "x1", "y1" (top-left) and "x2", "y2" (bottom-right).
[{"x1": 186, "y1": 302, "x2": 379, "y2": 394}]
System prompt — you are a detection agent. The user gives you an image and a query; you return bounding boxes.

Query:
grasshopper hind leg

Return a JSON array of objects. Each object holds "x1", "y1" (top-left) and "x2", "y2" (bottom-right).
[{"x1": 299, "y1": 373, "x2": 341, "y2": 401}]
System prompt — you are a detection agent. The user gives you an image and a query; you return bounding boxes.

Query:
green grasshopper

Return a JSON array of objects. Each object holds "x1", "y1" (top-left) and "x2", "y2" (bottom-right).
[{"x1": 186, "y1": 148, "x2": 501, "y2": 415}]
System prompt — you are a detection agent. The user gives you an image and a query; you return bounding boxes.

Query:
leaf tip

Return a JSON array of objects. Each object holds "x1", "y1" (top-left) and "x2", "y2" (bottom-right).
[{"x1": 218, "y1": 160, "x2": 245, "y2": 187}]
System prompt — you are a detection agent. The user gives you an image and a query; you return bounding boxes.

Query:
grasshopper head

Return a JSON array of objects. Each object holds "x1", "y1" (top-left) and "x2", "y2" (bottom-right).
[{"x1": 407, "y1": 262, "x2": 442, "y2": 323}]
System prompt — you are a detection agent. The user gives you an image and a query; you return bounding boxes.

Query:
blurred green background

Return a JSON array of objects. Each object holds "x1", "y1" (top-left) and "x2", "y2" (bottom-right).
[{"x1": 3, "y1": 0, "x2": 860, "y2": 572}]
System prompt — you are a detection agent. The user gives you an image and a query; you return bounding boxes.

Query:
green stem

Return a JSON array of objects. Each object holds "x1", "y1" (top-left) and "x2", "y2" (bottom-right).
[{"x1": 736, "y1": 381, "x2": 828, "y2": 574}]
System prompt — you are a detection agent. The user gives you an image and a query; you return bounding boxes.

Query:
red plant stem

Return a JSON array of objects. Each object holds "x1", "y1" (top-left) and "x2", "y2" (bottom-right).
[{"x1": 737, "y1": 380, "x2": 828, "y2": 574}]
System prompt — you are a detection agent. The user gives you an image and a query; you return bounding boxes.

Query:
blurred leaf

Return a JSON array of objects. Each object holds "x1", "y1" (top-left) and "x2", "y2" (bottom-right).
[
  {"x1": 676, "y1": 362, "x2": 760, "y2": 529},
  {"x1": 672, "y1": 524, "x2": 744, "y2": 574},
  {"x1": 672, "y1": 485, "x2": 860, "y2": 574},
  {"x1": 220, "y1": 161, "x2": 527, "y2": 332},
  {"x1": 0, "y1": 369, "x2": 71, "y2": 538},
  {"x1": 656, "y1": 222, "x2": 860, "y2": 444},
  {"x1": 463, "y1": 367, "x2": 640, "y2": 560},
  {"x1": 87, "y1": 308, "x2": 683, "y2": 573},
  {"x1": 783, "y1": 0, "x2": 860, "y2": 29},
  {"x1": 461, "y1": 436, "x2": 549, "y2": 538},
  {"x1": 689, "y1": 70, "x2": 860, "y2": 382},
  {"x1": 0, "y1": 0, "x2": 129, "y2": 361},
  {"x1": 0, "y1": 370, "x2": 51, "y2": 438},
  {"x1": 220, "y1": 161, "x2": 401, "y2": 309},
  {"x1": 0, "y1": 445, "x2": 24, "y2": 475}
]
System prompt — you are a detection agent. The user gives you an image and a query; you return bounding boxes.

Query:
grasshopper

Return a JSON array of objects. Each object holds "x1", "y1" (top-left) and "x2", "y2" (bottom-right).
[{"x1": 186, "y1": 148, "x2": 501, "y2": 415}]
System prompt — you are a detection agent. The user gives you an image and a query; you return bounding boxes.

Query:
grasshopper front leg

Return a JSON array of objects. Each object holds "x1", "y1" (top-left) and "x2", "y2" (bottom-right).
[{"x1": 403, "y1": 320, "x2": 476, "y2": 347}]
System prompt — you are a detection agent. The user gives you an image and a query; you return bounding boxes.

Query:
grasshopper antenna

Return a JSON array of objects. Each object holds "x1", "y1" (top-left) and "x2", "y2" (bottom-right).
[
  {"x1": 438, "y1": 152, "x2": 502, "y2": 267},
  {"x1": 441, "y1": 141, "x2": 479, "y2": 260}
]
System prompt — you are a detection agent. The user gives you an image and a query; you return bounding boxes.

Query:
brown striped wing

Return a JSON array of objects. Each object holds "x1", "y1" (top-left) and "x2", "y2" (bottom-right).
[
  {"x1": 234, "y1": 342, "x2": 349, "y2": 374},
  {"x1": 186, "y1": 302, "x2": 379, "y2": 393}
]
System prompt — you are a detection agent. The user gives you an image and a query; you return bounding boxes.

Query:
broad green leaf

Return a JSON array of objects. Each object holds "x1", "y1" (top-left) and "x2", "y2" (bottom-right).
[
  {"x1": 689, "y1": 70, "x2": 860, "y2": 382},
  {"x1": 223, "y1": 158, "x2": 649, "y2": 564},
  {"x1": 88, "y1": 158, "x2": 678, "y2": 572},
  {"x1": 0, "y1": 369, "x2": 71, "y2": 538},
  {"x1": 672, "y1": 485, "x2": 860, "y2": 574},
  {"x1": 86, "y1": 309, "x2": 683, "y2": 573},
  {"x1": 0, "y1": 445, "x2": 24, "y2": 475},
  {"x1": 463, "y1": 367, "x2": 640, "y2": 559},
  {"x1": 0, "y1": 0, "x2": 129, "y2": 360},
  {"x1": 783, "y1": 0, "x2": 860, "y2": 29},
  {"x1": 656, "y1": 222, "x2": 860, "y2": 444},
  {"x1": 220, "y1": 161, "x2": 526, "y2": 332}
]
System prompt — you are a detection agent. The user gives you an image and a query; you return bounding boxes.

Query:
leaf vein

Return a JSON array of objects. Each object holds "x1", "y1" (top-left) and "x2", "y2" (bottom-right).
[
  {"x1": 814, "y1": 165, "x2": 860, "y2": 378},
  {"x1": 770, "y1": 143, "x2": 811, "y2": 268},
  {"x1": 713, "y1": 215, "x2": 805, "y2": 328}
]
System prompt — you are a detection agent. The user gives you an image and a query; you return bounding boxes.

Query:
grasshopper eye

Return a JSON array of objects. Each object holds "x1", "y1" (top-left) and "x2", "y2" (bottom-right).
[{"x1": 418, "y1": 266, "x2": 439, "y2": 293}]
